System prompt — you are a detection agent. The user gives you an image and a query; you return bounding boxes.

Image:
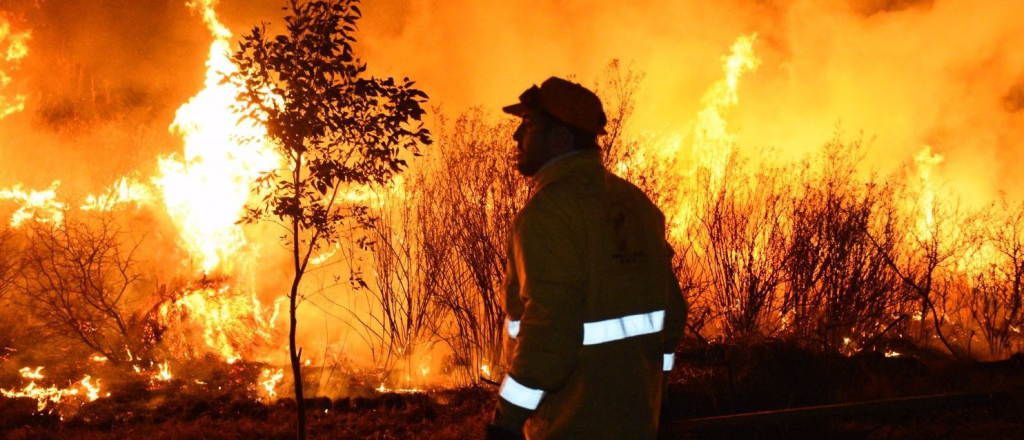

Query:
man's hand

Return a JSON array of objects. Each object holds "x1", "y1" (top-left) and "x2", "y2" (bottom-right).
[{"x1": 485, "y1": 424, "x2": 526, "y2": 440}]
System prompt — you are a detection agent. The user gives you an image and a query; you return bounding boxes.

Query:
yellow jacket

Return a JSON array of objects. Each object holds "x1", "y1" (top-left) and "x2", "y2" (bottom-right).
[{"x1": 494, "y1": 149, "x2": 688, "y2": 439}]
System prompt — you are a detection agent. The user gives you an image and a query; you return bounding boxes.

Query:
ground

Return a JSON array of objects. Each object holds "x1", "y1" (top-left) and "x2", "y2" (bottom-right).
[{"x1": 2, "y1": 343, "x2": 1023, "y2": 439}]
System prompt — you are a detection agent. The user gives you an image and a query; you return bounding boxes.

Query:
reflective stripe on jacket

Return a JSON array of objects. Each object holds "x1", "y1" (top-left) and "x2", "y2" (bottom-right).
[{"x1": 495, "y1": 149, "x2": 688, "y2": 440}]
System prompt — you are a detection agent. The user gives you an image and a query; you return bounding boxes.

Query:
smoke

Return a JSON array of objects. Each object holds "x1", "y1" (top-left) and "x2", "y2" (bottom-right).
[
  {"x1": 351, "y1": 0, "x2": 1024, "y2": 198},
  {"x1": 735, "y1": 0, "x2": 1023, "y2": 199},
  {"x1": 1006, "y1": 77, "x2": 1024, "y2": 113},
  {"x1": 2, "y1": 0, "x2": 1018, "y2": 195},
  {"x1": 0, "y1": 0, "x2": 208, "y2": 190},
  {"x1": 848, "y1": 0, "x2": 935, "y2": 16}
]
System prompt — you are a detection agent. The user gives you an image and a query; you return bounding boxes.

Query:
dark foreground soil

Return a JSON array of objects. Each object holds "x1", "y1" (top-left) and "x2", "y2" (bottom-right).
[
  {"x1": 3, "y1": 343, "x2": 1023, "y2": 439},
  {"x1": 659, "y1": 343, "x2": 1024, "y2": 439},
  {"x1": 1, "y1": 386, "x2": 494, "y2": 440}
]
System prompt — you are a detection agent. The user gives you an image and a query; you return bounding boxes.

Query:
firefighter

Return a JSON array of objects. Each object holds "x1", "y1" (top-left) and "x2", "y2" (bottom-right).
[{"x1": 486, "y1": 77, "x2": 688, "y2": 440}]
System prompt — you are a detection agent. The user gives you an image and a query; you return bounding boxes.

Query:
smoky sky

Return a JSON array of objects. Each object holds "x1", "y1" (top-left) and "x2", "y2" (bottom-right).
[
  {"x1": 351, "y1": 0, "x2": 1023, "y2": 200},
  {"x1": 0, "y1": 0, "x2": 1022, "y2": 198}
]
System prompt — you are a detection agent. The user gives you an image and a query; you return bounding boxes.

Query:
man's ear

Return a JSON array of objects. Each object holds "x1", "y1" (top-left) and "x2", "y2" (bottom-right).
[{"x1": 550, "y1": 125, "x2": 575, "y2": 149}]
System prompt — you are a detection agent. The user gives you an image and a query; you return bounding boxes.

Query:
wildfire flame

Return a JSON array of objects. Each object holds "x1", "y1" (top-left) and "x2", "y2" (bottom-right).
[
  {"x1": 0, "y1": 16, "x2": 29, "y2": 119},
  {"x1": 661, "y1": 33, "x2": 761, "y2": 239},
  {"x1": 0, "y1": 181, "x2": 66, "y2": 227},
  {"x1": 258, "y1": 368, "x2": 284, "y2": 401},
  {"x1": 81, "y1": 177, "x2": 155, "y2": 212},
  {"x1": 1, "y1": 175, "x2": 151, "y2": 227},
  {"x1": 155, "y1": 0, "x2": 280, "y2": 275},
  {"x1": 20, "y1": 366, "x2": 44, "y2": 380},
  {"x1": 0, "y1": 0, "x2": 1018, "y2": 420},
  {"x1": 375, "y1": 382, "x2": 424, "y2": 394},
  {"x1": 692, "y1": 33, "x2": 761, "y2": 187},
  {"x1": 80, "y1": 376, "x2": 102, "y2": 401},
  {"x1": 155, "y1": 362, "x2": 173, "y2": 382},
  {"x1": 914, "y1": 145, "x2": 944, "y2": 240},
  {"x1": 148, "y1": 0, "x2": 284, "y2": 372},
  {"x1": 0, "y1": 367, "x2": 104, "y2": 413},
  {"x1": 158, "y1": 283, "x2": 281, "y2": 363}
]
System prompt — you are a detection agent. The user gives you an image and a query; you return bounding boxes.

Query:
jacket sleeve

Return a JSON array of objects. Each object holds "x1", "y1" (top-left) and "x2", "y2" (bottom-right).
[
  {"x1": 661, "y1": 240, "x2": 688, "y2": 371},
  {"x1": 501, "y1": 231, "x2": 522, "y2": 370},
  {"x1": 493, "y1": 200, "x2": 586, "y2": 431}
]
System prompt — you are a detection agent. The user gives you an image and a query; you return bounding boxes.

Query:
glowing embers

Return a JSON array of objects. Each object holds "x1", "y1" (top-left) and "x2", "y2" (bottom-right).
[
  {"x1": 375, "y1": 382, "x2": 425, "y2": 394},
  {"x1": 375, "y1": 360, "x2": 433, "y2": 395},
  {"x1": 0, "y1": 367, "x2": 106, "y2": 413},
  {"x1": 131, "y1": 360, "x2": 177, "y2": 388},
  {"x1": 157, "y1": 280, "x2": 282, "y2": 364},
  {"x1": 257, "y1": 368, "x2": 284, "y2": 402}
]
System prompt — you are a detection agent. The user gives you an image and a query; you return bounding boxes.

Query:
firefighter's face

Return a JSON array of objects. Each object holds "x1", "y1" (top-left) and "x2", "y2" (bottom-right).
[{"x1": 513, "y1": 112, "x2": 570, "y2": 177}]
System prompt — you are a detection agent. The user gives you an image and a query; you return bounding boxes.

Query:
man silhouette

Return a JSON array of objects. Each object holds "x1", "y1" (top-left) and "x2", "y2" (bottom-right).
[{"x1": 487, "y1": 77, "x2": 688, "y2": 440}]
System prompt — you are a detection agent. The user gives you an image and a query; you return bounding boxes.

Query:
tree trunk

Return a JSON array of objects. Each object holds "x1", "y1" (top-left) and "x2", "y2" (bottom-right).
[
  {"x1": 291, "y1": 164, "x2": 307, "y2": 440},
  {"x1": 290, "y1": 273, "x2": 306, "y2": 440}
]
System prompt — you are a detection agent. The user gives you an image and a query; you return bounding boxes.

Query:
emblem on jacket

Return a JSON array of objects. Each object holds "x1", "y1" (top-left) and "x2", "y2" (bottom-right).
[{"x1": 607, "y1": 202, "x2": 645, "y2": 268}]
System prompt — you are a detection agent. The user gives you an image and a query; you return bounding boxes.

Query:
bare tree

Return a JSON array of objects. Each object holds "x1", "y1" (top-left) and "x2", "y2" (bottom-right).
[
  {"x1": 17, "y1": 211, "x2": 144, "y2": 364},
  {"x1": 963, "y1": 199, "x2": 1024, "y2": 357},
  {"x1": 421, "y1": 110, "x2": 526, "y2": 383},
  {"x1": 330, "y1": 178, "x2": 445, "y2": 385},
  {"x1": 0, "y1": 226, "x2": 19, "y2": 300},
  {"x1": 783, "y1": 136, "x2": 907, "y2": 353},
  {"x1": 595, "y1": 59, "x2": 644, "y2": 162},
  {"x1": 690, "y1": 153, "x2": 792, "y2": 340},
  {"x1": 867, "y1": 184, "x2": 974, "y2": 359},
  {"x1": 0, "y1": 226, "x2": 23, "y2": 363},
  {"x1": 325, "y1": 109, "x2": 523, "y2": 387}
]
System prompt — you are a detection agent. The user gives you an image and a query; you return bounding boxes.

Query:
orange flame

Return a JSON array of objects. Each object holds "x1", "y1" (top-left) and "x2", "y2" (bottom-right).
[
  {"x1": 145, "y1": 0, "x2": 286, "y2": 376},
  {"x1": 1, "y1": 176, "x2": 151, "y2": 227},
  {"x1": 0, "y1": 181, "x2": 66, "y2": 227},
  {"x1": 155, "y1": 362, "x2": 173, "y2": 382},
  {"x1": 81, "y1": 177, "x2": 155, "y2": 212},
  {"x1": 156, "y1": 0, "x2": 280, "y2": 275},
  {"x1": 20, "y1": 366, "x2": 44, "y2": 380},
  {"x1": 656, "y1": 34, "x2": 761, "y2": 239},
  {"x1": 257, "y1": 368, "x2": 284, "y2": 401},
  {"x1": 158, "y1": 284, "x2": 281, "y2": 363},
  {"x1": 0, "y1": 367, "x2": 105, "y2": 413},
  {"x1": 0, "y1": 17, "x2": 29, "y2": 119},
  {"x1": 914, "y1": 145, "x2": 944, "y2": 240},
  {"x1": 692, "y1": 33, "x2": 761, "y2": 186}
]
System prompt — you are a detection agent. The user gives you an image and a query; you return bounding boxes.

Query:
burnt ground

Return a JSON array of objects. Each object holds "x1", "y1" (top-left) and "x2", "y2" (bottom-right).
[{"x1": 2, "y1": 343, "x2": 1023, "y2": 439}]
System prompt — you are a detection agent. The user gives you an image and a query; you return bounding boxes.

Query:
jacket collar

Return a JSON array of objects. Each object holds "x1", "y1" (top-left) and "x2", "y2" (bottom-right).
[{"x1": 529, "y1": 148, "x2": 604, "y2": 189}]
